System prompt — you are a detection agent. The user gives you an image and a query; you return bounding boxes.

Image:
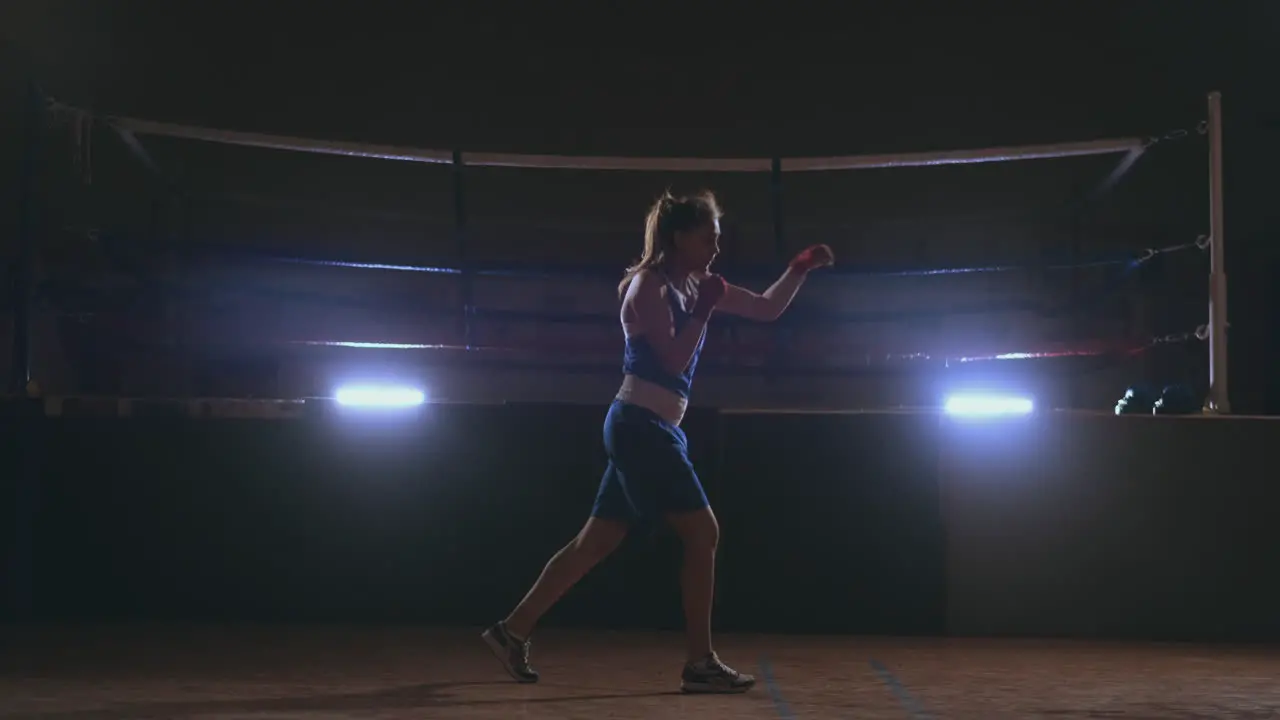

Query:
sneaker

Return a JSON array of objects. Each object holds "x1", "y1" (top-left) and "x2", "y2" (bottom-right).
[
  {"x1": 481, "y1": 622, "x2": 539, "y2": 683},
  {"x1": 680, "y1": 653, "x2": 756, "y2": 694}
]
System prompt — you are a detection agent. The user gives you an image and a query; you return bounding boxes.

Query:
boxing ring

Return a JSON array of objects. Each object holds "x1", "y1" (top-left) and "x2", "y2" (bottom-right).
[
  {"x1": 6, "y1": 87, "x2": 1280, "y2": 718},
  {"x1": 6, "y1": 86, "x2": 1229, "y2": 413}
]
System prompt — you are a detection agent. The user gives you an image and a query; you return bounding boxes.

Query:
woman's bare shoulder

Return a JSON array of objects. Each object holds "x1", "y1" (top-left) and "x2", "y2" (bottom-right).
[{"x1": 624, "y1": 268, "x2": 669, "y2": 298}]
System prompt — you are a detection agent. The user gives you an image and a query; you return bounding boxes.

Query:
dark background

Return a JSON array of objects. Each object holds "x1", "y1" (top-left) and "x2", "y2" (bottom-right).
[
  {"x1": 2, "y1": 3, "x2": 1279, "y2": 641},
  {"x1": 1, "y1": 2, "x2": 1278, "y2": 411},
  {"x1": 3, "y1": 4, "x2": 1272, "y2": 157}
]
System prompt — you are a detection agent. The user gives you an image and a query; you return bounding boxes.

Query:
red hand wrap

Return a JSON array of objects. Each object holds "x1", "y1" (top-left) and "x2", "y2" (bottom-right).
[
  {"x1": 788, "y1": 244, "x2": 834, "y2": 273},
  {"x1": 690, "y1": 274, "x2": 726, "y2": 321}
]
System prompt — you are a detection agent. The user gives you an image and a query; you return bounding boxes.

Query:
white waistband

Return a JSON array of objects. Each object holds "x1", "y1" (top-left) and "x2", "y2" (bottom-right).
[{"x1": 616, "y1": 374, "x2": 687, "y2": 426}]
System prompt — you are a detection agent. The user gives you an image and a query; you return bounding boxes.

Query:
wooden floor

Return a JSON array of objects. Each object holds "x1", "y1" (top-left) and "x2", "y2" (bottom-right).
[{"x1": 1, "y1": 626, "x2": 1277, "y2": 719}]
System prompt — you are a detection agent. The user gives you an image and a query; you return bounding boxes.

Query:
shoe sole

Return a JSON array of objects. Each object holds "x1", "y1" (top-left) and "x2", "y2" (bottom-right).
[
  {"x1": 481, "y1": 629, "x2": 539, "y2": 684},
  {"x1": 680, "y1": 681, "x2": 754, "y2": 694}
]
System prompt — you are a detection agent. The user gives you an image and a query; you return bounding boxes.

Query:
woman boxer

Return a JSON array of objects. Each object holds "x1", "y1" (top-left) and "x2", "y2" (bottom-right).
[{"x1": 483, "y1": 189, "x2": 833, "y2": 694}]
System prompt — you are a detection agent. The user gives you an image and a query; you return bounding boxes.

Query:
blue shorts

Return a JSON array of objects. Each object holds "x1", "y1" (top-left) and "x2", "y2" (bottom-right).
[{"x1": 590, "y1": 400, "x2": 710, "y2": 523}]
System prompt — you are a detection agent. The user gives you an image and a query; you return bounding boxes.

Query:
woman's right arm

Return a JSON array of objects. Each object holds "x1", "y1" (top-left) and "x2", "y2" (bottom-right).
[{"x1": 623, "y1": 270, "x2": 711, "y2": 377}]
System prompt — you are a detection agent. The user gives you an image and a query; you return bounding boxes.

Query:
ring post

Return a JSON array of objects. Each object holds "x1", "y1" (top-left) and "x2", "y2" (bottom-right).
[{"x1": 1206, "y1": 91, "x2": 1229, "y2": 413}]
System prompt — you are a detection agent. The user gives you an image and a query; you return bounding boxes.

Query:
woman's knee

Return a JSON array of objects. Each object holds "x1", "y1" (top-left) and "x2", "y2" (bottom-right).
[
  {"x1": 570, "y1": 517, "x2": 628, "y2": 563},
  {"x1": 667, "y1": 507, "x2": 719, "y2": 551}
]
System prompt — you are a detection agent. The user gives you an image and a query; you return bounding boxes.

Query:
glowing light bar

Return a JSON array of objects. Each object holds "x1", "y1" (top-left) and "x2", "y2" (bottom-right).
[
  {"x1": 334, "y1": 385, "x2": 426, "y2": 408},
  {"x1": 944, "y1": 394, "x2": 1034, "y2": 417}
]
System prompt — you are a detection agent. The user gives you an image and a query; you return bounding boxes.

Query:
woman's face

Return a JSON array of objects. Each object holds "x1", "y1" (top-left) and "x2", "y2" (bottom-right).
[{"x1": 674, "y1": 218, "x2": 721, "y2": 272}]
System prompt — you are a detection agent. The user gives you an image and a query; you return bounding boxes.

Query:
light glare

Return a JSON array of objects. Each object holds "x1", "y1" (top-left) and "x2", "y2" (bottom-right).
[
  {"x1": 944, "y1": 393, "x2": 1034, "y2": 417},
  {"x1": 334, "y1": 385, "x2": 426, "y2": 408}
]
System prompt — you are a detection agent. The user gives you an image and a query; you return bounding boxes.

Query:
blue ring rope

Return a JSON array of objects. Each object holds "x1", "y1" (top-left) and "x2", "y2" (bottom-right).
[{"x1": 232, "y1": 243, "x2": 1193, "y2": 279}]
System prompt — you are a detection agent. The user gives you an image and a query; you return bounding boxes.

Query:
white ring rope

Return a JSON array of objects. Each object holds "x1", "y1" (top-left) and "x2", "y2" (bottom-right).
[{"x1": 103, "y1": 114, "x2": 1144, "y2": 173}]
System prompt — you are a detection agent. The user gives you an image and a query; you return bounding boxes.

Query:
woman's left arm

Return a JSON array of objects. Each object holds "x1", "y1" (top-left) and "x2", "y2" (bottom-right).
[{"x1": 715, "y1": 244, "x2": 835, "y2": 322}]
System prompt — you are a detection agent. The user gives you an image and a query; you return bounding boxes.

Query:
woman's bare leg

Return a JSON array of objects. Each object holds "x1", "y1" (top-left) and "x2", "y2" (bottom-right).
[
  {"x1": 666, "y1": 507, "x2": 720, "y2": 660},
  {"x1": 483, "y1": 517, "x2": 628, "y2": 682},
  {"x1": 667, "y1": 506, "x2": 755, "y2": 694},
  {"x1": 503, "y1": 517, "x2": 629, "y2": 638}
]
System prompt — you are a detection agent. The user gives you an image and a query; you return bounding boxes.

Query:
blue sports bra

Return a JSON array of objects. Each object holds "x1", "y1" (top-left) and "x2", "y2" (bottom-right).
[{"x1": 621, "y1": 277, "x2": 705, "y2": 399}]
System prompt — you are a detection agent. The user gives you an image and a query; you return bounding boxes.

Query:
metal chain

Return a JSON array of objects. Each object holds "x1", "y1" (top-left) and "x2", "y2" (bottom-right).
[
  {"x1": 1144, "y1": 121, "x2": 1209, "y2": 147},
  {"x1": 1152, "y1": 323, "x2": 1210, "y2": 346},
  {"x1": 1132, "y1": 234, "x2": 1211, "y2": 264}
]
